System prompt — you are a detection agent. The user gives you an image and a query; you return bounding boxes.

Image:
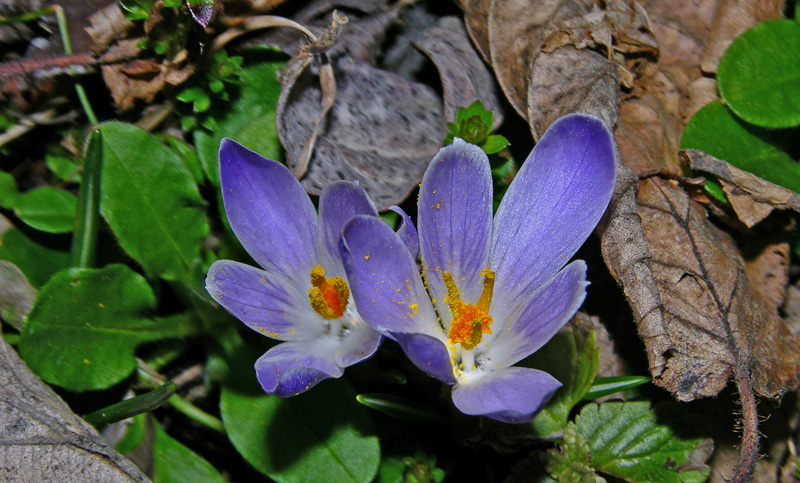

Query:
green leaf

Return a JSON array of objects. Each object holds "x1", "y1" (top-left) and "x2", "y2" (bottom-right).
[
  {"x1": 0, "y1": 228, "x2": 70, "y2": 287},
  {"x1": 481, "y1": 134, "x2": 509, "y2": 155},
  {"x1": 378, "y1": 451, "x2": 446, "y2": 483},
  {"x1": 152, "y1": 416, "x2": 226, "y2": 483},
  {"x1": 71, "y1": 129, "x2": 102, "y2": 268},
  {"x1": 581, "y1": 376, "x2": 651, "y2": 401},
  {"x1": 46, "y1": 154, "x2": 81, "y2": 183},
  {"x1": 0, "y1": 171, "x2": 18, "y2": 209},
  {"x1": 195, "y1": 54, "x2": 284, "y2": 186},
  {"x1": 526, "y1": 323, "x2": 599, "y2": 436},
  {"x1": 164, "y1": 134, "x2": 205, "y2": 184},
  {"x1": 545, "y1": 425, "x2": 598, "y2": 483},
  {"x1": 356, "y1": 393, "x2": 443, "y2": 423},
  {"x1": 221, "y1": 378, "x2": 380, "y2": 483},
  {"x1": 717, "y1": 19, "x2": 800, "y2": 128},
  {"x1": 19, "y1": 264, "x2": 197, "y2": 391},
  {"x1": 83, "y1": 382, "x2": 176, "y2": 428},
  {"x1": 574, "y1": 401, "x2": 712, "y2": 482},
  {"x1": 13, "y1": 186, "x2": 77, "y2": 233},
  {"x1": 682, "y1": 101, "x2": 800, "y2": 193},
  {"x1": 97, "y1": 122, "x2": 209, "y2": 280},
  {"x1": 115, "y1": 413, "x2": 146, "y2": 454}
]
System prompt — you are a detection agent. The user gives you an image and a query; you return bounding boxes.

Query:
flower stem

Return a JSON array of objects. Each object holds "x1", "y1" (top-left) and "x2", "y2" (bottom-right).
[{"x1": 53, "y1": 6, "x2": 99, "y2": 126}]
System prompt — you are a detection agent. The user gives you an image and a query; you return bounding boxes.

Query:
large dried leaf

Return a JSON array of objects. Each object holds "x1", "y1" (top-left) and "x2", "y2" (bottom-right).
[
  {"x1": 635, "y1": 176, "x2": 799, "y2": 400},
  {"x1": 277, "y1": 55, "x2": 443, "y2": 209},
  {"x1": 682, "y1": 149, "x2": 800, "y2": 228},
  {"x1": 413, "y1": 16, "x2": 504, "y2": 130},
  {"x1": 0, "y1": 336, "x2": 149, "y2": 482},
  {"x1": 456, "y1": 0, "x2": 492, "y2": 63},
  {"x1": 528, "y1": 46, "x2": 618, "y2": 140},
  {"x1": 487, "y1": 0, "x2": 594, "y2": 120}
]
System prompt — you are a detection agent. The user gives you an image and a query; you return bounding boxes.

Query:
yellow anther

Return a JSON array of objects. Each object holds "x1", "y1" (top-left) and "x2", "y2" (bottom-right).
[
  {"x1": 308, "y1": 265, "x2": 349, "y2": 320},
  {"x1": 443, "y1": 269, "x2": 495, "y2": 350}
]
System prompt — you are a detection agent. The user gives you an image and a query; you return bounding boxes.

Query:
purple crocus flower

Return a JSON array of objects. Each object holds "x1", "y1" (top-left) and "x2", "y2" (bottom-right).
[
  {"x1": 341, "y1": 114, "x2": 616, "y2": 423},
  {"x1": 205, "y1": 139, "x2": 383, "y2": 397}
]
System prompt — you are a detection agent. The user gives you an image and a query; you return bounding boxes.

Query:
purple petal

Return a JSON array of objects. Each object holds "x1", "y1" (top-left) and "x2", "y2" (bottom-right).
[
  {"x1": 487, "y1": 261, "x2": 588, "y2": 367},
  {"x1": 418, "y1": 139, "x2": 493, "y2": 316},
  {"x1": 341, "y1": 215, "x2": 440, "y2": 338},
  {"x1": 318, "y1": 181, "x2": 378, "y2": 274},
  {"x1": 389, "y1": 206, "x2": 419, "y2": 259},
  {"x1": 332, "y1": 320, "x2": 383, "y2": 369},
  {"x1": 392, "y1": 332, "x2": 456, "y2": 384},
  {"x1": 491, "y1": 114, "x2": 615, "y2": 300},
  {"x1": 254, "y1": 341, "x2": 343, "y2": 397},
  {"x1": 219, "y1": 139, "x2": 318, "y2": 278},
  {"x1": 451, "y1": 367, "x2": 561, "y2": 423},
  {"x1": 206, "y1": 259, "x2": 323, "y2": 340}
]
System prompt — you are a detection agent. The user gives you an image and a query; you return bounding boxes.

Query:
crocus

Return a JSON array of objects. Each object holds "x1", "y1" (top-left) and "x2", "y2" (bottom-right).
[
  {"x1": 205, "y1": 139, "x2": 383, "y2": 397},
  {"x1": 341, "y1": 113, "x2": 615, "y2": 423}
]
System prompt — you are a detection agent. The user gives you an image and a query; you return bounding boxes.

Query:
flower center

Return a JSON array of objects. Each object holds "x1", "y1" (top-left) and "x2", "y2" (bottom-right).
[
  {"x1": 443, "y1": 268, "x2": 495, "y2": 350},
  {"x1": 308, "y1": 265, "x2": 349, "y2": 320}
]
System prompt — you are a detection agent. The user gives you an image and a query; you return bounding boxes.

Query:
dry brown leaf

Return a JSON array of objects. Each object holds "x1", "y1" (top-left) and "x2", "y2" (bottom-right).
[
  {"x1": 700, "y1": 0, "x2": 784, "y2": 73},
  {"x1": 683, "y1": 149, "x2": 800, "y2": 228},
  {"x1": 456, "y1": 0, "x2": 492, "y2": 63},
  {"x1": 413, "y1": 16, "x2": 504, "y2": 131},
  {"x1": 0, "y1": 336, "x2": 149, "y2": 482},
  {"x1": 487, "y1": 0, "x2": 594, "y2": 120},
  {"x1": 277, "y1": 55, "x2": 443, "y2": 210},
  {"x1": 636, "y1": 176, "x2": 799, "y2": 400},
  {"x1": 528, "y1": 45, "x2": 618, "y2": 140},
  {"x1": 86, "y1": 2, "x2": 136, "y2": 54}
]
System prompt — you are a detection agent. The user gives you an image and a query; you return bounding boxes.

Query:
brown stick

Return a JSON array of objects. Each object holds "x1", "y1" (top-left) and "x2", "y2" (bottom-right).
[
  {"x1": 730, "y1": 366, "x2": 759, "y2": 483},
  {"x1": 0, "y1": 53, "x2": 97, "y2": 78}
]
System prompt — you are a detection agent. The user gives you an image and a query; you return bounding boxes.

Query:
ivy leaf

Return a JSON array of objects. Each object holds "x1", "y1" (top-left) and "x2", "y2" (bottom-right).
[
  {"x1": 220, "y1": 374, "x2": 379, "y2": 483},
  {"x1": 682, "y1": 101, "x2": 800, "y2": 194},
  {"x1": 97, "y1": 122, "x2": 209, "y2": 281},
  {"x1": 526, "y1": 316, "x2": 599, "y2": 436},
  {"x1": 717, "y1": 19, "x2": 800, "y2": 128},
  {"x1": 574, "y1": 401, "x2": 712, "y2": 483},
  {"x1": 13, "y1": 187, "x2": 77, "y2": 233},
  {"x1": 19, "y1": 264, "x2": 197, "y2": 391}
]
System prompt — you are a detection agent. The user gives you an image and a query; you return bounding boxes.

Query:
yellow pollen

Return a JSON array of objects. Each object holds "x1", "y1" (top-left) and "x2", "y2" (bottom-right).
[
  {"x1": 308, "y1": 265, "x2": 349, "y2": 320},
  {"x1": 443, "y1": 269, "x2": 495, "y2": 350}
]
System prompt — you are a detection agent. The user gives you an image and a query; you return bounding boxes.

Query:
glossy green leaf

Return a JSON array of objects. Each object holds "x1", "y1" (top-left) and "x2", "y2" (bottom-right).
[
  {"x1": 221, "y1": 379, "x2": 380, "y2": 483},
  {"x1": 526, "y1": 324, "x2": 599, "y2": 436},
  {"x1": 682, "y1": 101, "x2": 800, "y2": 193},
  {"x1": 0, "y1": 171, "x2": 19, "y2": 209},
  {"x1": 19, "y1": 264, "x2": 197, "y2": 391},
  {"x1": 481, "y1": 134, "x2": 509, "y2": 155},
  {"x1": 581, "y1": 375, "x2": 651, "y2": 401},
  {"x1": 718, "y1": 19, "x2": 800, "y2": 128},
  {"x1": 356, "y1": 393, "x2": 443, "y2": 423},
  {"x1": 195, "y1": 54, "x2": 284, "y2": 186},
  {"x1": 97, "y1": 122, "x2": 209, "y2": 280},
  {"x1": 152, "y1": 416, "x2": 226, "y2": 483},
  {"x1": 0, "y1": 228, "x2": 70, "y2": 287},
  {"x1": 13, "y1": 186, "x2": 77, "y2": 233},
  {"x1": 575, "y1": 401, "x2": 712, "y2": 482}
]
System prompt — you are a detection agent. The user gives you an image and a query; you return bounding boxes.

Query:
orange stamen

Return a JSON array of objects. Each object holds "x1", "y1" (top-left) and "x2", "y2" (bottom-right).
[
  {"x1": 443, "y1": 270, "x2": 495, "y2": 350},
  {"x1": 308, "y1": 265, "x2": 349, "y2": 319}
]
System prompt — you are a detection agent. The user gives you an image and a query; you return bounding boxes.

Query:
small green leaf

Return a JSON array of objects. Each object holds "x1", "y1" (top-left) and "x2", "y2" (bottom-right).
[
  {"x1": 0, "y1": 171, "x2": 18, "y2": 209},
  {"x1": 703, "y1": 178, "x2": 728, "y2": 204},
  {"x1": 83, "y1": 382, "x2": 176, "y2": 428},
  {"x1": 575, "y1": 401, "x2": 712, "y2": 482},
  {"x1": 682, "y1": 101, "x2": 800, "y2": 193},
  {"x1": 526, "y1": 323, "x2": 599, "y2": 436},
  {"x1": 97, "y1": 122, "x2": 209, "y2": 280},
  {"x1": 19, "y1": 265, "x2": 197, "y2": 391},
  {"x1": 13, "y1": 187, "x2": 77, "y2": 233},
  {"x1": 378, "y1": 451, "x2": 446, "y2": 483},
  {"x1": 45, "y1": 154, "x2": 81, "y2": 183},
  {"x1": 221, "y1": 378, "x2": 380, "y2": 483},
  {"x1": 0, "y1": 228, "x2": 70, "y2": 287},
  {"x1": 164, "y1": 134, "x2": 205, "y2": 183},
  {"x1": 152, "y1": 416, "x2": 226, "y2": 483},
  {"x1": 195, "y1": 53, "x2": 284, "y2": 186},
  {"x1": 115, "y1": 413, "x2": 146, "y2": 454},
  {"x1": 481, "y1": 134, "x2": 509, "y2": 155},
  {"x1": 717, "y1": 19, "x2": 800, "y2": 128},
  {"x1": 581, "y1": 376, "x2": 650, "y2": 401},
  {"x1": 545, "y1": 425, "x2": 598, "y2": 482}
]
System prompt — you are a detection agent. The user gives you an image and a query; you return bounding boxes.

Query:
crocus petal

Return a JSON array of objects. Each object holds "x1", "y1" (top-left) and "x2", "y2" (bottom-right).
[
  {"x1": 418, "y1": 139, "x2": 493, "y2": 315},
  {"x1": 491, "y1": 114, "x2": 615, "y2": 300},
  {"x1": 332, "y1": 317, "x2": 383, "y2": 369},
  {"x1": 206, "y1": 259, "x2": 323, "y2": 341},
  {"x1": 318, "y1": 181, "x2": 378, "y2": 274},
  {"x1": 392, "y1": 332, "x2": 456, "y2": 384},
  {"x1": 254, "y1": 341, "x2": 344, "y2": 397},
  {"x1": 389, "y1": 206, "x2": 419, "y2": 259},
  {"x1": 451, "y1": 367, "x2": 561, "y2": 423},
  {"x1": 219, "y1": 139, "x2": 318, "y2": 278},
  {"x1": 487, "y1": 260, "x2": 588, "y2": 368},
  {"x1": 341, "y1": 215, "x2": 440, "y2": 339}
]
